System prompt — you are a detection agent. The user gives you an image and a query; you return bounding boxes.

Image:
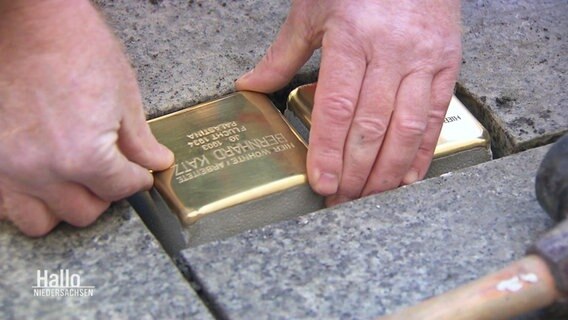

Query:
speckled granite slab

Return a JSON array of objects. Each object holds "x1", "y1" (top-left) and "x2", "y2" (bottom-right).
[
  {"x1": 181, "y1": 145, "x2": 556, "y2": 319},
  {"x1": 93, "y1": 0, "x2": 318, "y2": 117},
  {"x1": 0, "y1": 204, "x2": 213, "y2": 320},
  {"x1": 459, "y1": 0, "x2": 567, "y2": 156}
]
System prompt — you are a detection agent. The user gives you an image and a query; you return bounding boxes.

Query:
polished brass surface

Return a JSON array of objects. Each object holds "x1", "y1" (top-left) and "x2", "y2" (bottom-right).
[
  {"x1": 149, "y1": 92, "x2": 309, "y2": 226},
  {"x1": 435, "y1": 96, "x2": 491, "y2": 158},
  {"x1": 286, "y1": 83, "x2": 491, "y2": 160}
]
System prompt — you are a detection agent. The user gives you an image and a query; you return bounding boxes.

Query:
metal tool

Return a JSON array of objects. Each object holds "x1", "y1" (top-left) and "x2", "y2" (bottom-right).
[
  {"x1": 379, "y1": 134, "x2": 568, "y2": 320},
  {"x1": 127, "y1": 188, "x2": 187, "y2": 257},
  {"x1": 535, "y1": 134, "x2": 568, "y2": 222}
]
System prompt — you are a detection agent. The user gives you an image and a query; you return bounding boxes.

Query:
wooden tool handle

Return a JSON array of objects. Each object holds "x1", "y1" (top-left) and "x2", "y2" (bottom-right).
[{"x1": 379, "y1": 255, "x2": 558, "y2": 320}]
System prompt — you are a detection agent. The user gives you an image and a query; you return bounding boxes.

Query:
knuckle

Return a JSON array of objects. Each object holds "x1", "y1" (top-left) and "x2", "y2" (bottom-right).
[
  {"x1": 395, "y1": 117, "x2": 428, "y2": 140},
  {"x1": 256, "y1": 45, "x2": 295, "y2": 87},
  {"x1": 417, "y1": 143, "x2": 434, "y2": 156},
  {"x1": 262, "y1": 45, "x2": 286, "y2": 74},
  {"x1": 320, "y1": 95, "x2": 356, "y2": 124},
  {"x1": 416, "y1": 36, "x2": 443, "y2": 56},
  {"x1": 312, "y1": 145, "x2": 343, "y2": 165},
  {"x1": 351, "y1": 116, "x2": 388, "y2": 145},
  {"x1": 444, "y1": 43, "x2": 462, "y2": 62},
  {"x1": 396, "y1": 35, "x2": 432, "y2": 58},
  {"x1": 262, "y1": 45, "x2": 278, "y2": 67},
  {"x1": 47, "y1": 188, "x2": 110, "y2": 227},
  {"x1": 70, "y1": 206, "x2": 107, "y2": 228},
  {"x1": 390, "y1": 29, "x2": 454, "y2": 69},
  {"x1": 22, "y1": 224, "x2": 54, "y2": 237},
  {"x1": 428, "y1": 107, "x2": 448, "y2": 124},
  {"x1": 13, "y1": 211, "x2": 59, "y2": 237}
]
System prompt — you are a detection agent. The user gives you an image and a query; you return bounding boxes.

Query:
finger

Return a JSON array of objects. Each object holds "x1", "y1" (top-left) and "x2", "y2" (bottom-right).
[
  {"x1": 0, "y1": 188, "x2": 6, "y2": 220},
  {"x1": 334, "y1": 64, "x2": 400, "y2": 202},
  {"x1": 307, "y1": 34, "x2": 366, "y2": 196},
  {"x1": 235, "y1": 10, "x2": 317, "y2": 93},
  {"x1": 403, "y1": 68, "x2": 458, "y2": 184},
  {"x1": 325, "y1": 194, "x2": 351, "y2": 207},
  {"x1": 74, "y1": 144, "x2": 154, "y2": 202},
  {"x1": 40, "y1": 182, "x2": 110, "y2": 227},
  {"x1": 362, "y1": 72, "x2": 432, "y2": 195},
  {"x1": 4, "y1": 191, "x2": 59, "y2": 237},
  {"x1": 117, "y1": 89, "x2": 174, "y2": 172}
]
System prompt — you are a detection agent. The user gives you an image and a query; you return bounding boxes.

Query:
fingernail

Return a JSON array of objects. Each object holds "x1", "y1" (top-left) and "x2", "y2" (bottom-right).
[
  {"x1": 315, "y1": 171, "x2": 339, "y2": 195},
  {"x1": 402, "y1": 169, "x2": 419, "y2": 185}
]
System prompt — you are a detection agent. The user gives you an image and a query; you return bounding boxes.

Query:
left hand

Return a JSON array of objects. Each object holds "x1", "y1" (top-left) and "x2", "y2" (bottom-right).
[
  {"x1": 0, "y1": 0, "x2": 174, "y2": 236},
  {"x1": 236, "y1": 0, "x2": 462, "y2": 206}
]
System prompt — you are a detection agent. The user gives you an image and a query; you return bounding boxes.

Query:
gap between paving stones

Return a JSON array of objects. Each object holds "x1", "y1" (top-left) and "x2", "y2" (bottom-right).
[
  {"x1": 456, "y1": 84, "x2": 567, "y2": 159},
  {"x1": 173, "y1": 255, "x2": 230, "y2": 320}
]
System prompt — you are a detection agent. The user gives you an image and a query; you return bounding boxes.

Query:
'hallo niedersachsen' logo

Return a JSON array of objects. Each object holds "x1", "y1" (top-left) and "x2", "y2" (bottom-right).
[{"x1": 32, "y1": 269, "x2": 95, "y2": 297}]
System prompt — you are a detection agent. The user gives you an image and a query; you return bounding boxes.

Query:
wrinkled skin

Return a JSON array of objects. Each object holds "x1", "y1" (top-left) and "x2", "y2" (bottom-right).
[
  {"x1": 0, "y1": 0, "x2": 173, "y2": 236},
  {"x1": 237, "y1": 0, "x2": 462, "y2": 206}
]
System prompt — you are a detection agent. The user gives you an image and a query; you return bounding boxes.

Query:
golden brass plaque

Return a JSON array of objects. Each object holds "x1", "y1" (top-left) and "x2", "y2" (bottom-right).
[
  {"x1": 149, "y1": 92, "x2": 323, "y2": 246},
  {"x1": 286, "y1": 83, "x2": 492, "y2": 177}
]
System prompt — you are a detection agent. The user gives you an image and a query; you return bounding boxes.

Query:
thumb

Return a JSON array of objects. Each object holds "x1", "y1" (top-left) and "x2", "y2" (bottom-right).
[
  {"x1": 118, "y1": 104, "x2": 174, "y2": 172},
  {"x1": 236, "y1": 12, "x2": 317, "y2": 93}
]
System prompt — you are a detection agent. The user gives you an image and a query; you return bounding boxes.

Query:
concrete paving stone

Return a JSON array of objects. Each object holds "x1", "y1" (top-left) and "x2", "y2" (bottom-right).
[
  {"x1": 0, "y1": 203, "x2": 213, "y2": 320},
  {"x1": 93, "y1": 0, "x2": 319, "y2": 117},
  {"x1": 181, "y1": 145, "x2": 559, "y2": 319},
  {"x1": 459, "y1": 0, "x2": 567, "y2": 156}
]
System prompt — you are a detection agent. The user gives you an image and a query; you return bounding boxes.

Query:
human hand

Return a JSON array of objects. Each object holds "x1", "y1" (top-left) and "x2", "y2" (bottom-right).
[
  {"x1": 0, "y1": 0, "x2": 173, "y2": 236},
  {"x1": 236, "y1": 0, "x2": 462, "y2": 206}
]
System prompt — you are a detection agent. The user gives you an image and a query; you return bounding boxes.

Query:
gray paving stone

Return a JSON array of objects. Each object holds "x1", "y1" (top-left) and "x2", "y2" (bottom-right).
[
  {"x1": 94, "y1": 0, "x2": 318, "y2": 117},
  {"x1": 459, "y1": 0, "x2": 567, "y2": 156},
  {"x1": 181, "y1": 145, "x2": 556, "y2": 319},
  {"x1": 0, "y1": 203, "x2": 213, "y2": 320}
]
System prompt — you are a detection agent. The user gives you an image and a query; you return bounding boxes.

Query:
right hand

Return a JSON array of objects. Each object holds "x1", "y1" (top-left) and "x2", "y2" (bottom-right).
[
  {"x1": 236, "y1": 0, "x2": 462, "y2": 206},
  {"x1": 0, "y1": 0, "x2": 174, "y2": 236}
]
